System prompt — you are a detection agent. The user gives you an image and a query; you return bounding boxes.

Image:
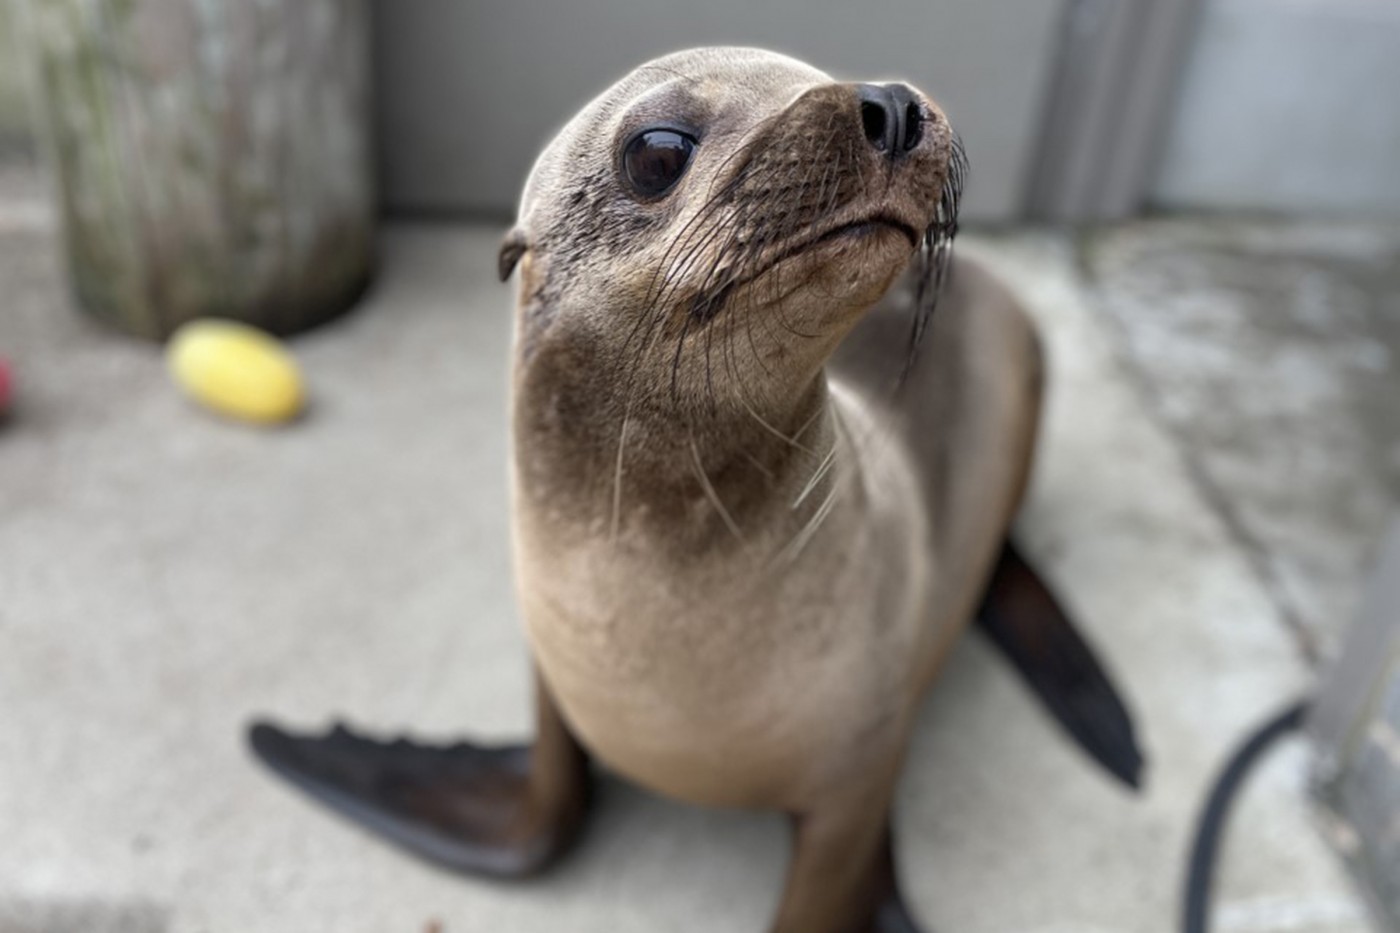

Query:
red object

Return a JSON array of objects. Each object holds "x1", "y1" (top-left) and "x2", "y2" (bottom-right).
[{"x1": 0, "y1": 357, "x2": 12, "y2": 416}]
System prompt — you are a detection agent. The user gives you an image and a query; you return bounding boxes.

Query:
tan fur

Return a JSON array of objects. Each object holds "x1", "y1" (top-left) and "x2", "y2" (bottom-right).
[{"x1": 504, "y1": 47, "x2": 1041, "y2": 822}]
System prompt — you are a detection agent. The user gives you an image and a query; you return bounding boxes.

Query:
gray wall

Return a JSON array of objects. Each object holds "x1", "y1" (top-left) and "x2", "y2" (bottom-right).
[
  {"x1": 1153, "y1": 0, "x2": 1400, "y2": 216},
  {"x1": 0, "y1": 0, "x2": 33, "y2": 153},
  {"x1": 8, "y1": 1, "x2": 1400, "y2": 220},
  {"x1": 372, "y1": 0, "x2": 1069, "y2": 223}
]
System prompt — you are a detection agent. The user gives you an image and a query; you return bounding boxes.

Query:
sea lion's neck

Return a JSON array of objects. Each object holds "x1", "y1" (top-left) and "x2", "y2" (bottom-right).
[{"x1": 511, "y1": 331, "x2": 845, "y2": 560}]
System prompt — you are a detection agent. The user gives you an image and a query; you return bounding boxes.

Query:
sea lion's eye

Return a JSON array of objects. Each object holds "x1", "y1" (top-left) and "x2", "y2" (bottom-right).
[{"x1": 622, "y1": 128, "x2": 697, "y2": 198}]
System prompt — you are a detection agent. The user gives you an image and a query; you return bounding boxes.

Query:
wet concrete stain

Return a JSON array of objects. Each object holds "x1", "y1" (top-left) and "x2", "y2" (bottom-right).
[{"x1": 1084, "y1": 217, "x2": 1400, "y2": 658}]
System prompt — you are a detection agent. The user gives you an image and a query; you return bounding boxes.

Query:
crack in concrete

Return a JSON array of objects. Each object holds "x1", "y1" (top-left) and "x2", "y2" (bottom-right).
[{"x1": 1071, "y1": 231, "x2": 1323, "y2": 667}]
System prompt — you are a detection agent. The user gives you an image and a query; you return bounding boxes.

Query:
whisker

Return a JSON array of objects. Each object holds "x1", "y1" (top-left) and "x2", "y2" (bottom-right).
[
  {"x1": 792, "y1": 441, "x2": 838, "y2": 509},
  {"x1": 777, "y1": 478, "x2": 841, "y2": 565},
  {"x1": 690, "y1": 435, "x2": 744, "y2": 542},
  {"x1": 609, "y1": 409, "x2": 633, "y2": 543},
  {"x1": 900, "y1": 131, "x2": 966, "y2": 383},
  {"x1": 736, "y1": 389, "x2": 818, "y2": 456}
]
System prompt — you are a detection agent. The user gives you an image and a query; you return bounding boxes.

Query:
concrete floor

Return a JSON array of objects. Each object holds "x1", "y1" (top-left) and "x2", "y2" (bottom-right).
[
  {"x1": 1085, "y1": 220, "x2": 1400, "y2": 657},
  {"x1": 0, "y1": 160, "x2": 1389, "y2": 932}
]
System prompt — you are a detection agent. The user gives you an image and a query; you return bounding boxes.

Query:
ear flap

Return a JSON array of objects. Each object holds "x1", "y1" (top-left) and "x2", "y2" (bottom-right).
[{"x1": 498, "y1": 228, "x2": 528, "y2": 282}]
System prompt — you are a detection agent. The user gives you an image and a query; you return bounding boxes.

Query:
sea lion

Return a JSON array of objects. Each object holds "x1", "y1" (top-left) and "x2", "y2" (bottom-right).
[{"x1": 251, "y1": 47, "x2": 1142, "y2": 932}]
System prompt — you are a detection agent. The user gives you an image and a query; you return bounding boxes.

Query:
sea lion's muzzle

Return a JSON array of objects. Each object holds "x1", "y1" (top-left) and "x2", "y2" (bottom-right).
[
  {"x1": 671, "y1": 80, "x2": 955, "y2": 321},
  {"x1": 723, "y1": 81, "x2": 953, "y2": 219}
]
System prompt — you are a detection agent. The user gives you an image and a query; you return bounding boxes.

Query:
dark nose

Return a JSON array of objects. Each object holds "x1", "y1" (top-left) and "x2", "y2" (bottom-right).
[{"x1": 856, "y1": 83, "x2": 924, "y2": 158}]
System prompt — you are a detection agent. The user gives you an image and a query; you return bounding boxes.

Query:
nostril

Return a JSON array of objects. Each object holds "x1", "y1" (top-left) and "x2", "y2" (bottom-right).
[
  {"x1": 861, "y1": 100, "x2": 889, "y2": 151},
  {"x1": 857, "y1": 83, "x2": 923, "y2": 159},
  {"x1": 856, "y1": 84, "x2": 899, "y2": 153},
  {"x1": 902, "y1": 101, "x2": 923, "y2": 152}
]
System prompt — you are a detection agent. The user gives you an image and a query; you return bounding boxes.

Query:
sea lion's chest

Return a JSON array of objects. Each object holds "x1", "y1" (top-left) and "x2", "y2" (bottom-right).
[
  {"x1": 519, "y1": 552, "x2": 910, "y2": 808},
  {"x1": 512, "y1": 405, "x2": 932, "y2": 809}
]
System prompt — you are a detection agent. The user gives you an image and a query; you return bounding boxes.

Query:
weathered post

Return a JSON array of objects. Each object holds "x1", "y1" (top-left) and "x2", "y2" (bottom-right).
[{"x1": 23, "y1": 0, "x2": 374, "y2": 339}]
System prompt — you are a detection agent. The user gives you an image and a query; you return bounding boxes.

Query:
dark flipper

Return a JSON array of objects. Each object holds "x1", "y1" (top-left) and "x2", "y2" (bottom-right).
[
  {"x1": 976, "y1": 542, "x2": 1145, "y2": 790},
  {"x1": 247, "y1": 675, "x2": 591, "y2": 878}
]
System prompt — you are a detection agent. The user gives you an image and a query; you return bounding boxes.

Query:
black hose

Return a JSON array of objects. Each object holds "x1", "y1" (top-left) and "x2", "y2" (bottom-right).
[{"x1": 1182, "y1": 699, "x2": 1310, "y2": 933}]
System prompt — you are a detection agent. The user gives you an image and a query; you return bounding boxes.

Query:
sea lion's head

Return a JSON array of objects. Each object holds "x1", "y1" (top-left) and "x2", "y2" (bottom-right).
[{"x1": 502, "y1": 46, "x2": 964, "y2": 430}]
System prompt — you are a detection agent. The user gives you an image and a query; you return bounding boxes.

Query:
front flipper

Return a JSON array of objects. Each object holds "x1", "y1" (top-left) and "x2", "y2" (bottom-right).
[
  {"x1": 861, "y1": 827, "x2": 924, "y2": 933},
  {"x1": 773, "y1": 780, "x2": 930, "y2": 933},
  {"x1": 247, "y1": 674, "x2": 591, "y2": 878},
  {"x1": 976, "y1": 542, "x2": 1145, "y2": 790}
]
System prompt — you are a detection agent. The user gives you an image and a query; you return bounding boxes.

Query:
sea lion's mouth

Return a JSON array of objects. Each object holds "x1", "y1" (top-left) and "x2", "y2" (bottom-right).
[
  {"x1": 684, "y1": 214, "x2": 921, "y2": 323},
  {"x1": 811, "y1": 216, "x2": 922, "y2": 251},
  {"x1": 685, "y1": 213, "x2": 924, "y2": 323},
  {"x1": 771, "y1": 213, "x2": 923, "y2": 268}
]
